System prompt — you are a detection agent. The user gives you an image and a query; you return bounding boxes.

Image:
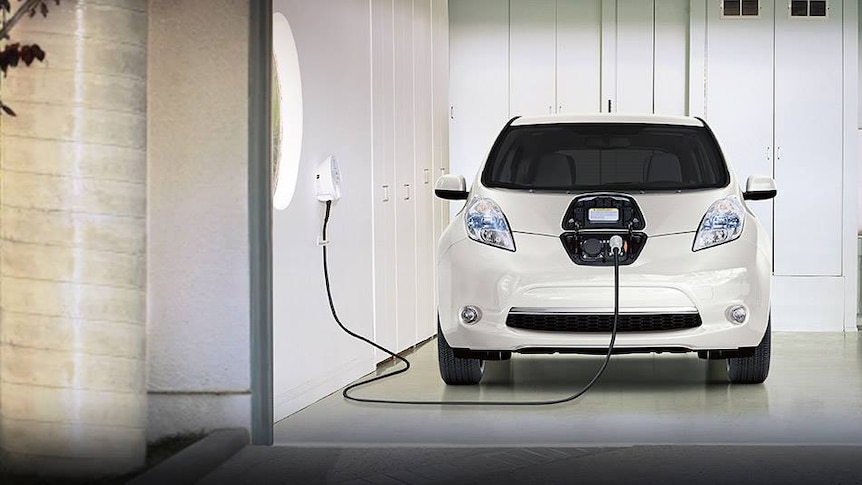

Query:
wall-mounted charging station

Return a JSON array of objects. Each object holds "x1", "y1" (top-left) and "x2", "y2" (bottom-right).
[
  {"x1": 315, "y1": 155, "x2": 342, "y2": 202},
  {"x1": 316, "y1": 155, "x2": 342, "y2": 247}
]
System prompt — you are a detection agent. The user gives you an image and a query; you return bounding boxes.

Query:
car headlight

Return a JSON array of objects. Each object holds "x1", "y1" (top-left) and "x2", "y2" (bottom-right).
[
  {"x1": 693, "y1": 196, "x2": 745, "y2": 251},
  {"x1": 464, "y1": 196, "x2": 515, "y2": 251}
]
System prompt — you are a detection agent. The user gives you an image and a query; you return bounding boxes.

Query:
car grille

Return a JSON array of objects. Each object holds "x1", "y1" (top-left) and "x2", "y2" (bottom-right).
[{"x1": 506, "y1": 312, "x2": 702, "y2": 332}]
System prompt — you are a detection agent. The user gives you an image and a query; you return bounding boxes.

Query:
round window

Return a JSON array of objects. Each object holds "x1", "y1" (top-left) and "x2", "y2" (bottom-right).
[
  {"x1": 271, "y1": 61, "x2": 282, "y2": 197},
  {"x1": 272, "y1": 12, "x2": 303, "y2": 210}
]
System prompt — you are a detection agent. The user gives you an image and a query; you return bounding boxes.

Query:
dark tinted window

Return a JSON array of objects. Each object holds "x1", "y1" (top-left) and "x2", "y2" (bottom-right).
[
  {"x1": 810, "y1": 1, "x2": 827, "y2": 15},
  {"x1": 723, "y1": 0, "x2": 759, "y2": 16},
  {"x1": 482, "y1": 123, "x2": 729, "y2": 192},
  {"x1": 723, "y1": 0, "x2": 740, "y2": 16}
]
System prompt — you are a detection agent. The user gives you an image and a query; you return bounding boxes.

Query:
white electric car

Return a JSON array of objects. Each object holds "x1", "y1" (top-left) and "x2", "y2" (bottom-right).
[{"x1": 435, "y1": 114, "x2": 776, "y2": 386}]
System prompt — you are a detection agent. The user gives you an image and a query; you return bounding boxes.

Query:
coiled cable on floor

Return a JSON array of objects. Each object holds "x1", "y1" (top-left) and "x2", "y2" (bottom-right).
[{"x1": 322, "y1": 200, "x2": 620, "y2": 405}]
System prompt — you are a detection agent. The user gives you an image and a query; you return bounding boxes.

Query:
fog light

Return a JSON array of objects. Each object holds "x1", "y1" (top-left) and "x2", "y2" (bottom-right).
[
  {"x1": 727, "y1": 305, "x2": 747, "y2": 324},
  {"x1": 460, "y1": 306, "x2": 482, "y2": 325}
]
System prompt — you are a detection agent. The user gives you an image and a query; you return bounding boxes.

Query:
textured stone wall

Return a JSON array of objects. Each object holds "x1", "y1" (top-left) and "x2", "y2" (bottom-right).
[{"x1": 0, "y1": 0, "x2": 148, "y2": 477}]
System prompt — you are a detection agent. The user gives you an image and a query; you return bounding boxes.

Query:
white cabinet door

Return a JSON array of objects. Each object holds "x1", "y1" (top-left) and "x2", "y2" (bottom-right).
[
  {"x1": 773, "y1": 0, "x2": 843, "y2": 276},
  {"x1": 449, "y1": 0, "x2": 509, "y2": 217},
  {"x1": 603, "y1": 0, "x2": 688, "y2": 115},
  {"x1": 653, "y1": 0, "x2": 689, "y2": 115},
  {"x1": 705, "y1": 0, "x2": 775, "y2": 247},
  {"x1": 414, "y1": 0, "x2": 436, "y2": 341},
  {"x1": 432, "y1": 0, "x2": 449, "y2": 232},
  {"x1": 372, "y1": 0, "x2": 398, "y2": 356},
  {"x1": 615, "y1": 0, "x2": 655, "y2": 113},
  {"x1": 556, "y1": 0, "x2": 602, "y2": 114},
  {"x1": 432, "y1": 0, "x2": 449, "y2": 335},
  {"x1": 394, "y1": 0, "x2": 417, "y2": 353},
  {"x1": 510, "y1": 0, "x2": 557, "y2": 117}
]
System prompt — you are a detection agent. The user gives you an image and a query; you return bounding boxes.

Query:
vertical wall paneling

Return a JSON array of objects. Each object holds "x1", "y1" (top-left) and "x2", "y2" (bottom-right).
[
  {"x1": 414, "y1": 0, "x2": 436, "y2": 341},
  {"x1": 372, "y1": 0, "x2": 398, "y2": 354},
  {"x1": 772, "y1": 277, "x2": 845, "y2": 331},
  {"x1": 858, "y1": 0, "x2": 862, "y2": 130},
  {"x1": 509, "y1": 0, "x2": 557, "y2": 116},
  {"x1": 556, "y1": 0, "x2": 603, "y2": 113},
  {"x1": 615, "y1": 0, "x2": 655, "y2": 113},
  {"x1": 600, "y1": 0, "x2": 617, "y2": 111},
  {"x1": 705, "y1": 0, "x2": 775, "y2": 244},
  {"x1": 773, "y1": 0, "x2": 843, "y2": 276},
  {"x1": 432, "y1": 0, "x2": 449, "y2": 232},
  {"x1": 431, "y1": 0, "x2": 449, "y2": 334},
  {"x1": 394, "y1": 0, "x2": 418, "y2": 352},
  {"x1": 448, "y1": 0, "x2": 509, "y2": 216},
  {"x1": 687, "y1": 0, "x2": 707, "y2": 117},
  {"x1": 653, "y1": 0, "x2": 689, "y2": 115},
  {"x1": 843, "y1": 0, "x2": 859, "y2": 330}
]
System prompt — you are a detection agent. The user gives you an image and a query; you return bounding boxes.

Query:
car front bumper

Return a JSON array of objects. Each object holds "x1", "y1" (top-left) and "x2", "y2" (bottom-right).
[{"x1": 437, "y1": 229, "x2": 771, "y2": 353}]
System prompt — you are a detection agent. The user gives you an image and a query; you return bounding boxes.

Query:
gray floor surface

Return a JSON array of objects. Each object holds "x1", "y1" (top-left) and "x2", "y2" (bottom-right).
[
  {"x1": 275, "y1": 332, "x2": 862, "y2": 446},
  {"x1": 199, "y1": 445, "x2": 862, "y2": 484},
  {"x1": 200, "y1": 331, "x2": 862, "y2": 484}
]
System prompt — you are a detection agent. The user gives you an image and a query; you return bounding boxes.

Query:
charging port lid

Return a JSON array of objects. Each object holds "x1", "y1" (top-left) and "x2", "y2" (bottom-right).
[{"x1": 562, "y1": 194, "x2": 646, "y2": 231}]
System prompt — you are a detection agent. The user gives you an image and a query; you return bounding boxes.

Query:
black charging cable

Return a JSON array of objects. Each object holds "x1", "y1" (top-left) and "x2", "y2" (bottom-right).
[{"x1": 322, "y1": 200, "x2": 621, "y2": 406}]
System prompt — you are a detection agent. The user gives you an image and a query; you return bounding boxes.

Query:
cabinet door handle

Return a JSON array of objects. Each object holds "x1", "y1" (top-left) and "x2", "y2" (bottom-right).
[
  {"x1": 776, "y1": 147, "x2": 781, "y2": 160},
  {"x1": 450, "y1": 106, "x2": 454, "y2": 120},
  {"x1": 382, "y1": 184, "x2": 390, "y2": 202},
  {"x1": 403, "y1": 183, "x2": 411, "y2": 200},
  {"x1": 767, "y1": 146, "x2": 771, "y2": 161},
  {"x1": 549, "y1": 105, "x2": 554, "y2": 114},
  {"x1": 423, "y1": 168, "x2": 430, "y2": 184}
]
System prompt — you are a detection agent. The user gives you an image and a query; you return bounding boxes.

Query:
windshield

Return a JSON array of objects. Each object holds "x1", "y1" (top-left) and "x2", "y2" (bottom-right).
[{"x1": 481, "y1": 123, "x2": 729, "y2": 192}]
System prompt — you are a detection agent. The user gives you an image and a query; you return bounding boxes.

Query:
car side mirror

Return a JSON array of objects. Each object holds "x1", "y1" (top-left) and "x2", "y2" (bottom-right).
[
  {"x1": 435, "y1": 174, "x2": 469, "y2": 200},
  {"x1": 743, "y1": 175, "x2": 777, "y2": 201}
]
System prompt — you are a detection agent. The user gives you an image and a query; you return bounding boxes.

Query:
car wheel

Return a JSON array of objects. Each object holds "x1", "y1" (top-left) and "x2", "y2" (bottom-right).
[
  {"x1": 437, "y1": 321, "x2": 484, "y2": 385},
  {"x1": 727, "y1": 319, "x2": 771, "y2": 384}
]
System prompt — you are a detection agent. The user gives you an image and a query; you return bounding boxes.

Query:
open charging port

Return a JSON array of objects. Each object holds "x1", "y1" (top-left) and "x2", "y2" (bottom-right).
[
  {"x1": 561, "y1": 232, "x2": 646, "y2": 266},
  {"x1": 560, "y1": 194, "x2": 648, "y2": 266}
]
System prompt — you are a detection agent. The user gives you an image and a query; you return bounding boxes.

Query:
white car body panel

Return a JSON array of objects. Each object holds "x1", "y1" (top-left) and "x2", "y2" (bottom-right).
[
  {"x1": 438, "y1": 114, "x2": 772, "y2": 354},
  {"x1": 511, "y1": 113, "x2": 703, "y2": 127},
  {"x1": 483, "y1": 186, "x2": 741, "y2": 238}
]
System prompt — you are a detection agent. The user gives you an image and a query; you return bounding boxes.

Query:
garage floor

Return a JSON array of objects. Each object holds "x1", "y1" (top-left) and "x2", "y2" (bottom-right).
[{"x1": 275, "y1": 332, "x2": 862, "y2": 446}]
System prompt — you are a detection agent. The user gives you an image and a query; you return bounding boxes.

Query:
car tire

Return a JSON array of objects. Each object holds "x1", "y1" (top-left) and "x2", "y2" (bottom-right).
[
  {"x1": 727, "y1": 319, "x2": 771, "y2": 384},
  {"x1": 437, "y1": 321, "x2": 484, "y2": 385}
]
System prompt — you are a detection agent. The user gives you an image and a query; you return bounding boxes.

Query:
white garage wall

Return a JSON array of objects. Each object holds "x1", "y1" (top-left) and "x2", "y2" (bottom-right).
[
  {"x1": 846, "y1": 0, "x2": 860, "y2": 325},
  {"x1": 654, "y1": 0, "x2": 689, "y2": 115},
  {"x1": 701, "y1": 0, "x2": 854, "y2": 331},
  {"x1": 448, "y1": 0, "x2": 510, "y2": 212},
  {"x1": 273, "y1": 0, "x2": 448, "y2": 421},
  {"x1": 449, "y1": 0, "x2": 690, "y2": 195},
  {"x1": 858, "y1": 0, "x2": 862, "y2": 234}
]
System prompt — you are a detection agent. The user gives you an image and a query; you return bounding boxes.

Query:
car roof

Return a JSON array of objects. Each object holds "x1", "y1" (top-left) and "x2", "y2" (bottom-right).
[{"x1": 510, "y1": 113, "x2": 705, "y2": 127}]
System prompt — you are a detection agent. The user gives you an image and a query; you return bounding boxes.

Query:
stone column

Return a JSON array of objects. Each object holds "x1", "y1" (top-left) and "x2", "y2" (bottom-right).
[{"x1": 0, "y1": 0, "x2": 148, "y2": 477}]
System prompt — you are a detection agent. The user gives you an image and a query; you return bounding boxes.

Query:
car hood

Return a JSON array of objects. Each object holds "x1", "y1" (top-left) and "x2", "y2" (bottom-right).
[{"x1": 475, "y1": 186, "x2": 740, "y2": 237}]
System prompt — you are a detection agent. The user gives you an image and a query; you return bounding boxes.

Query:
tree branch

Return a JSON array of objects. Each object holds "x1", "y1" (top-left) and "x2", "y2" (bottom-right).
[{"x1": 0, "y1": 0, "x2": 42, "y2": 40}]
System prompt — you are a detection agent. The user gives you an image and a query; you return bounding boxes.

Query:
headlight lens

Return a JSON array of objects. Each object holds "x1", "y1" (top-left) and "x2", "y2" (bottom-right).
[
  {"x1": 693, "y1": 196, "x2": 745, "y2": 251},
  {"x1": 464, "y1": 197, "x2": 515, "y2": 251}
]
